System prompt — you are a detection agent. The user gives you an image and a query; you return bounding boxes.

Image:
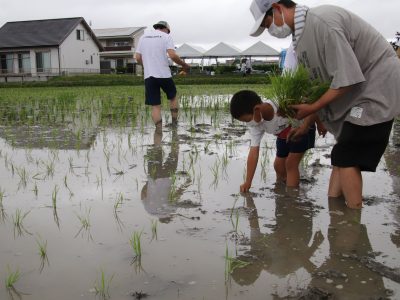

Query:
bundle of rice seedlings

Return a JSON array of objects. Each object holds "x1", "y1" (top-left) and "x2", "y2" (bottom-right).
[{"x1": 269, "y1": 65, "x2": 330, "y2": 117}]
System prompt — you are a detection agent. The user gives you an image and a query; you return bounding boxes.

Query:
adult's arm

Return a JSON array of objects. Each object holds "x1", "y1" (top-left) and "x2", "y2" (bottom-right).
[
  {"x1": 135, "y1": 53, "x2": 143, "y2": 66},
  {"x1": 291, "y1": 86, "x2": 353, "y2": 120},
  {"x1": 167, "y1": 49, "x2": 190, "y2": 72}
]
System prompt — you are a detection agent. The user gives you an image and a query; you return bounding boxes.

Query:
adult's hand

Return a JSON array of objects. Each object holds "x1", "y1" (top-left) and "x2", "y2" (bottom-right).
[{"x1": 290, "y1": 103, "x2": 316, "y2": 120}]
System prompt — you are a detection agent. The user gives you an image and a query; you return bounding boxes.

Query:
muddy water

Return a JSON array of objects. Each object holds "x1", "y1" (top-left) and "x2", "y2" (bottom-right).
[{"x1": 0, "y1": 99, "x2": 399, "y2": 300}]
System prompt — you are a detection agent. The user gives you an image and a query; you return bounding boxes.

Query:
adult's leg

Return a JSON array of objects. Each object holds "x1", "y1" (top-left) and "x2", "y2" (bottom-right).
[
  {"x1": 151, "y1": 105, "x2": 162, "y2": 126},
  {"x1": 169, "y1": 96, "x2": 179, "y2": 124},
  {"x1": 285, "y1": 152, "x2": 304, "y2": 187},
  {"x1": 339, "y1": 166, "x2": 362, "y2": 209}
]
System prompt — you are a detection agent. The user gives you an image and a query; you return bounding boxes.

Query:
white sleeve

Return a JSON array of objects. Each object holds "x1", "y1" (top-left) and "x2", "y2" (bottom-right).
[
  {"x1": 249, "y1": 126, "x2": 264, "y2": 147},
  {"x1": 165, "y1": 35, "x2": 175, "y2": 50},
  {"x1": 283, "y1": 43, "x2": 297, "y2": 71}
]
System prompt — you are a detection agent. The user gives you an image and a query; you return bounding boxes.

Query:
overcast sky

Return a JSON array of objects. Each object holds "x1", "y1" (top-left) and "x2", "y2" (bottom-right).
[{"x1": 1, "y1": 0, "x2": 399, "y2": 51}]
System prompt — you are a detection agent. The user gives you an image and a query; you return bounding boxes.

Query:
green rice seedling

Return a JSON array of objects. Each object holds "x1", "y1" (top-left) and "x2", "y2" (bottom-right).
[
  {"x1": 32, "y1": 182, "x2": 38, "y2": 197},
  {"x1": 5, "y1": 266, "x2": 20, "y2": 290},
  {"x1": 12, "y1": 209, "x2": 30, "y2": 236},
  {"x1": 75, "y1": 207, "x2": 92, "y2": 240},
  {"x1": 224, "y1": 245, "x2": 250, "y2": 283},
  {"x1": 269, "y1": 65, "x2": 311, "y2": 118},
  {"x1": 94, "y1": 269, "x2": 114, "y2": 300},
  {"x1": 36, "y1": 236, "x2": 49, "y2": 272},
  {"x1": 52, "y1": 185, "x2": 59, "y2": 209},
  {"x1": 150, "y1": 219, "x2": 158, "y2": 241},
  {"x1": 16, "y1": 166, "x2": 29, "y2": 188},
  {"x1": 168, "y1": 172, "x2": 177, "y2": 203},
  {"x1": 129, "y1": 230, "x2": 143, "y2": 259}
]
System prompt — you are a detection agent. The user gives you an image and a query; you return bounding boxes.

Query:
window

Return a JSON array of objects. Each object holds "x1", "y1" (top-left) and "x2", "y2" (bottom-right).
[
  {"x1": 113, "y1": 41, "x2": 129, "y2": 47},
  {"x1": 0, "y1": 53, "x2": 13, "y2": 74},
  {"x1": 18, "y1": 53, "x2": 31, "y2": 73},
  {"x1": 36, "y1": 52, "x2": 51, "y2": 73},
  {"x1": 90, "y1": 55, "x2": 93, "y2": 64},
  {"x1": 76, "y1": 29, "x2": 84, "y2": 41}
]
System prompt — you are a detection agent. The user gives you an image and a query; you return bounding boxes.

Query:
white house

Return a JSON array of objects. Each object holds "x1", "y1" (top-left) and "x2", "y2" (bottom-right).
[
  {"x1": 0, "y1": 17, "x2": 103, "y2": 82},
  {"x1": 93, "y1": 27, "x2": 145, "y2": 74}
]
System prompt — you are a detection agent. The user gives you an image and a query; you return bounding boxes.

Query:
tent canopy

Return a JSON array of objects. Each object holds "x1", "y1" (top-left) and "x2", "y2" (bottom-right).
[{"x1": 241, "y1": 41, "x2": 280, "y2": 57}]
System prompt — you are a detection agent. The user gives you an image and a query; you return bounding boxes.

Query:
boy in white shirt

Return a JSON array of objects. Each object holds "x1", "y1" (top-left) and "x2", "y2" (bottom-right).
[{"x1": 230, "y1": 90, "x2": 323, "y2": 191}]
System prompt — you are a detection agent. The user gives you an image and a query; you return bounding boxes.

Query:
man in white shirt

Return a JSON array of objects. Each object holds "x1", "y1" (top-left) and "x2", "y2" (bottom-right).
[{"x1": 135, "y1": 21, "x2": 190, "y2": 127}]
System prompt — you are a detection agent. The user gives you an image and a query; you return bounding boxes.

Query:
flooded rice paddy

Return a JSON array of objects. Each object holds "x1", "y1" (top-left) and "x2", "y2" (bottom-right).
[{"x1": 0, "y1": 86, "x2": 399, "y2": 300}]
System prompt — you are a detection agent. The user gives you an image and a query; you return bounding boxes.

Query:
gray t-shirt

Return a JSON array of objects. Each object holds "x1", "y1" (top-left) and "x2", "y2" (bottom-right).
[{"x1": 295, "y1": 5, "x2": 400, "y2": 138}]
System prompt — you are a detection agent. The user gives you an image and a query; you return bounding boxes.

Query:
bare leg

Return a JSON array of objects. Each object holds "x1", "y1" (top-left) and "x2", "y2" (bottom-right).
[
  {"x1": 151, "y1": 105, "x2": 162, "y2": 125},
  {"x1": 285, "y1": 152, "x2": 304, "y2": 187},
  {"x1": 328, "y1": 166, "x2": 342, "y2": 197},
  {"x1": 328, "y1": 166, "x2": 362, "y2": 209},
  {"x1": 169, "y1": 97, "x2": 178, "y2": 124},
  {"x1": 274, "y1": 157, "x2": 287, "y2": 183},
  {"x1": 340, "y1": 167, "x2": 362, "y2": 209}
]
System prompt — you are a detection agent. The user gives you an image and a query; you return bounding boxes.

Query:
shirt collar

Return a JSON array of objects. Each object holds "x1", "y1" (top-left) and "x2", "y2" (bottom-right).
[{"x1": 292, "y1": 5, "x2": 309, "y2": 49}]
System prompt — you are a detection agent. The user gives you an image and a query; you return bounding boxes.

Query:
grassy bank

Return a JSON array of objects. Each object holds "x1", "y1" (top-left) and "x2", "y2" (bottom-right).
[{"x1": 0, "y1": 73, "x2": 271, "y2": 88}]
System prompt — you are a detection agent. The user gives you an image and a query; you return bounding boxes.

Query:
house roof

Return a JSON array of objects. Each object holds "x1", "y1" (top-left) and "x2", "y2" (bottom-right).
[
  {"x1": 176, "y1": 43, "x2": 206, "y2": 58},
  {"x1": 241, "y1": 41, "x2": 280, "y2": 56},
  {"x1": 93, "y1": 27, "x2": 145, "y2": 39},
  {"x1": 203, "y1": 42, "x2": 242, "y2": 57},
  {"x1": 0, "y1": 17, "x2": 103, "y2": 50}
]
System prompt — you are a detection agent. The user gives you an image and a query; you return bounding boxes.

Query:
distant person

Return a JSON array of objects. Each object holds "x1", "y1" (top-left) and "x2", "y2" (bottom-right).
[
  {"x1": 135, "y1": 21, "x2": 190, "y2": 128},
  {"x1": 230, "y1": 90, "x2": 324, "y2": 190},
  {"x1": 248, "y1": 0, "x2": 400, "y2": 208}
]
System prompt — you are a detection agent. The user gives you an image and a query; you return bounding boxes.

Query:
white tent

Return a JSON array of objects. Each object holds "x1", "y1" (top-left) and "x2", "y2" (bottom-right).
[
  {"x1": 176, "y1": 43, "x2": 205, "y2": 58},
  {"x1": 203, "y1": 42, "x2": 241, "y2": 58},
  {"x1": 241, "y1": 41, "x2": 280, "y2": 57}
]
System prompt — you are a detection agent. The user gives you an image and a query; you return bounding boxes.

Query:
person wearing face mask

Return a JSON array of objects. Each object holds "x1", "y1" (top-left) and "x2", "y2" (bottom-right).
[
  {"x1": 230, "y1": 90, "x2": 323, "y2": 191},
  {"x1": 249, "y1": 0, "x2": 400, "y2": 209}
]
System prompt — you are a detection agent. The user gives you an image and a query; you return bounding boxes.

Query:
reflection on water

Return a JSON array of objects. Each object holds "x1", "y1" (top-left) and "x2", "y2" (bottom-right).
[
  {"x1": 141, "y1": 127, "x2": 191, "y2": 223},
  {"x1": 309, "y1": 198, "x2": 387, "y2": 299},
  {"x1": 232, "y1": 186, "x2": 322, "y2": 291}
]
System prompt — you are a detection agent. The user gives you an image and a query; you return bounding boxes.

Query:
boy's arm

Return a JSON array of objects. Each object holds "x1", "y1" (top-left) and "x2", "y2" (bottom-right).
[
  {"x1": 287, "y1": 113, "x2": 317, "y2": 142},
  {"x1": 240, "y1": 146, "x2": 260, "y2": 192}
]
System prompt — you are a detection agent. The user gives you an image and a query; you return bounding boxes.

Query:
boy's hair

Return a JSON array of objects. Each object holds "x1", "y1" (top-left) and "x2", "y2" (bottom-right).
[
  {"x1": 266, "y1": 0, "x2": 296, "y2": 17},
  {"x1": 230, "y1": 90, "x2": 262, "y2": 119}
]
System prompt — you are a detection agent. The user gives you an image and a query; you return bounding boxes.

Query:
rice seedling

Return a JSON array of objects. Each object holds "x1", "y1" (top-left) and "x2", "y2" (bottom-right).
[
  {"x1": 168, "y1": 171, "x2": 177, "y2": 203},
  {"x1": 75, "y1": 207, "x2": 92, "y2": 240},
  {"x1": 52, "y1": 185, "x2": 59, "y2": 209},
  {"x1": 150, "y1": 219, "x2": 158, "y2": 241},
  {"x1": 36, "y1": 236, "x2": 49, "y2": 272},
  {"x1": 129, "y1": 230, "x2": 143, "y2": 259},
  {"x1": 12, "y1": 209, "x2": 30, "y2": 236},
  {"x1": 269, "y1": 65, "x2": 330, "y2": 119},
  {"x1": 15, "y1": 166, "x2": 29, "y2": 188},
  {"x1": 94, "y1": 269, "x2": 114, "y2": 300},
  {"x1": 224, "y1": 245, "x2": 250, "y2": 283},
  {"x1": 5, "y1": 266, "x2": 20, "y2": 290}
]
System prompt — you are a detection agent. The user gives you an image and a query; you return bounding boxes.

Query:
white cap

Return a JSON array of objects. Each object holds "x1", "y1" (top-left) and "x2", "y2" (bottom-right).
[
  {"x1": 153, "y1": 21, "x2": 170, "y2": 33},
  {"x1": 249, "y1": 0, "x2": 279, "y2": 37}
]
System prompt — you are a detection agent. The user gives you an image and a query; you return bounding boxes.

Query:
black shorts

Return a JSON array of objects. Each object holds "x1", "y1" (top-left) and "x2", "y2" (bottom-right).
[
  {"x1": 145, "y1": 77, "x2": 177, "y2": 106},
  {"x1": 276, "y1": 126, "x2": 316, "y2": 158},
  {"x1": 331, "y1": 120, "x2": 394, "y2": 172}
]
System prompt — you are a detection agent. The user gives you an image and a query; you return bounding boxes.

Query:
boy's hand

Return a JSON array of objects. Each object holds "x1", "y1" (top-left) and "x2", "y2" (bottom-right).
[
  {"x1": 287, "y1": 127, "x2": 307, "y2": 142},
  {"x1": 240, "y1": 181, "x2": 252, "y2": 193},
  {"x1": 317, "y1": 122, "x2": 327, "y2": 137}
]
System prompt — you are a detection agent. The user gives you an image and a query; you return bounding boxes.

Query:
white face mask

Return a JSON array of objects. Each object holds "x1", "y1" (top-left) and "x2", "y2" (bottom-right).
[
  {"x1": 268, "y1": 9, "x2": 292, "y2": 39},
  {"x1": 247, "y1": 114, "x2": 264, "y2": 127}
]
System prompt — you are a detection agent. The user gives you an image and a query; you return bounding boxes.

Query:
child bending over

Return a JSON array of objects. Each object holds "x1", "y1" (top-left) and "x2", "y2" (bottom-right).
[{"x1": 230, "y1": 90, "x2": 326, "y2": 192}]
